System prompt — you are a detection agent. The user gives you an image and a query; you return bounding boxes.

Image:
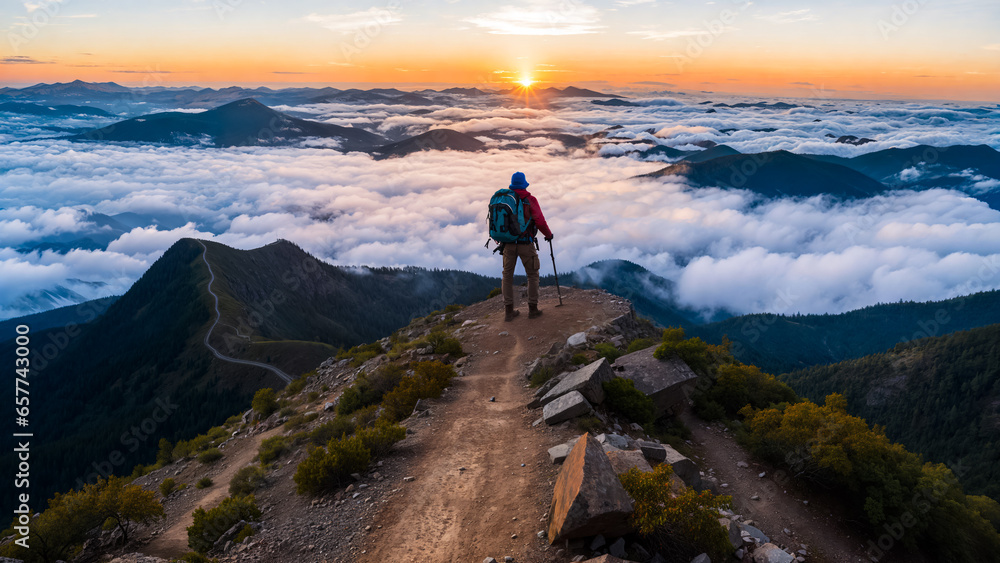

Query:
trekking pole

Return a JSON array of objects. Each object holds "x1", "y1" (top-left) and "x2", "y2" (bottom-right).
[{"x1": 548, "y1": 238, "x2": 564, "y2": 306}]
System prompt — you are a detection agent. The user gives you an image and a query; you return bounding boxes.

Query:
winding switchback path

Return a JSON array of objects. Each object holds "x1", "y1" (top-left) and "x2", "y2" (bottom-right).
[{"x1": 198, "y1": 240, "x2": 292, "y2": 384}]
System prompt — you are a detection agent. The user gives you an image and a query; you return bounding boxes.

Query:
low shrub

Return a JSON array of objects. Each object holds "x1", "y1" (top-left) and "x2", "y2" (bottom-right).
[
  {"x1": 309, "y1": 417, "x2": 356, "y2": 446},
  {"x1": 284, "y1": 375, "x2": 307, "y2": 397},
  {"x1": 380, "y1": 361, "x2": 456, "y2": 422},
  {"x1": 626, "y1": 337, "x2": 657, "y2": 354},
  {"x1": 284, "y1": 411, "x2": 319, "y2": 431},
  {"x1": 160, "y1": 478, "x2": 178, "y2": 497},
  {"x1": 187, "y1": 495, "x2": 261, "y2": 553},
  {"x1": 293, "y1": 435, "x2": 371, "y2": 496},
  {"x1": 426, "y1": 331, "x2": 464, "y2": 356},
  {"x1": 529, "y1": 366, "x2": 555, "y2": 388},
  {"x1": 195, "y1": 477, "x2": 213, "y2": 489},
  {"x1": 233, "y1": 523, "x2": 254, "y2": 544},
  {"x1": 197, "y1": 448, "x2": 223, "y2": 464},
  {"x1": 575, "y1": 415, "x2": 604, "y2": 434},
  {"x1": 252, "y1": 388, "x2": 279, "y2": 418},
  {"x1": 595, "y1": 342, "x2": 623, "y2": 363},
  {"x1": 571, "y1": 353, "x2": 588, "y2": 365},
  {"x1": 229, "y1": 465, "x2": 266, "y2": 497},
  {"x1": 487, "y1": 287, "x2": 502, "y2": 299},
  {"x1": 603, "y1": 377, "x2": 656, "y2": 426},
  {"x1": 337, "y1": 364, "x2": 406, "y2": 416},
  {"x1": 278, "y1": 406, "x2": 296, "y2": 418},
  {"x1": 258, "y1": 436, "x2": 290, "y2": 464},
  {"x1": 619, "y1": 465, "x2": 733, "y2": 561},
  {"x1": 356, "y1": 420, "x2": 406, "y2": 458}
]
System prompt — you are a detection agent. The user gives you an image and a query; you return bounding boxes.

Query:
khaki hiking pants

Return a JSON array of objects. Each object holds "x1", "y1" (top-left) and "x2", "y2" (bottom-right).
[{"x1": 502, "y1": 242, "x2": 540, "y2": 307}]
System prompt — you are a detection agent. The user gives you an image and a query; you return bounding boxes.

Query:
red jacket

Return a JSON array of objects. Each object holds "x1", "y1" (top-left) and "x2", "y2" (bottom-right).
[{"x1": 515, "y1": 189, "x2": 553, "y2": 240}]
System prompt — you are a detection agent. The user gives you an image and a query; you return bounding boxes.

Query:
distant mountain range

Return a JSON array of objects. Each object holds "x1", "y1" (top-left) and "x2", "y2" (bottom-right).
[
  {"x1": 0, "y1": 80, "x2": 621, "y2": 111},
  {"x1": 372, "y1": 129, "x2": 486, "y2": 159},
  {"x1": 0, "y1": 101, "x2": 113, "y2": 117}
]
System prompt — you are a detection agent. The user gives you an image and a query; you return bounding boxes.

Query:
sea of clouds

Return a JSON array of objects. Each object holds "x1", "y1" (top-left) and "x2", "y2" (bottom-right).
[{"x1": 1, "y1": 92, "x2": 999, "y2": 320}]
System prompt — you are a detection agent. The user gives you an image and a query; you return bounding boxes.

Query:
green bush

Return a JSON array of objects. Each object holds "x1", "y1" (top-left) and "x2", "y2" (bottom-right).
[
  {"x1": 619, "y1": 465, "x2": 733, "y2": 561},
  {"x1": 626, "y1": 337, "x2": 657, "y2": 354},
  {"x1": 426, "y1": 331, "x2": 464, "y2": 356},
  {"x1": 233, "y1": 523, "x2": 254, "y2": 544},
  {"x1": 575, "y1": 415, "x2": 604, "y2": 434},
  {"x1": 258, "y1": 436, "x2": 290, "y2": 464},
  {"x1": 337, "y1": 341, "x2": 385, "y2": 367},
  {"x1": 195, "y1": 477, "x2": 213, "y2": 489},
  {"x1": 603, "y1": 377, "x2": 656, "y2": 426},
  {"x1": 529, "y1": 366, "x2": 555, "y2": 388},
  {"x1": 293, "y1": 435, "x2": 371, "y2": 496},
  {"x1": 356, "y1": 420, "x2": 406, "y2": 458},
  {"x1": 187, "y1": 495, "x2": 261, "y2": 553},
  {"x1": 307, "y1": 391, "x2": 320, "y2": 402},
  {"x1": 229, "y1": 465, "x2": 266, "y2": 497},
  {"x1": 352, "y1": 404, "x2": 380, "y2": 428},
  {"x1": 696, "y1": 362, "x2": 796, "y2": 419},
  {"x1": 380, "y1": 361, "x2": 456, "y2": 422},
  {"x1": 309, "y1": 417, "x2": 356, "y2": 446},
  {"x1": 487, "y1": 287, "x2": 502, "y2": 299},
  {"x1": 652, "y1": 327, "x2": 731, "y2": 376},
  {"x1": 571, "y1": 353, "x2": 588, "y2": 365},
  {"x1": 160, "y1": 477, "x2": 178, "y2": 497},
  {"x1": 278, "y1": 406, "x2": 296, "y2": 418},
  {"x1": 206, "y1": 426, "x2": 228, "y2": 443},
  {"x1": 252, "y1": 388, "x2": 279, "y2": 418},
  {"x1": 337, "y1": 364, "x2": 406, "y2": 416},
  {"x1": 284, "y1": 375, "x2": 307, "y2": 397},
  {"x1": 197, "y1": 448, "x2": 223, "y2": 464},
  {"x1": 225, "y1": 414, "x2": 242, "y2": 425},
  {"x1": 595, "y1": 342, "x2": 623, "y2": 363},
  {"x1": 284, "y1": 411, "x2": 319, "y2": 431},
  {"x1": 156, "y1": 438, "x2": 173, "y2": 467}
]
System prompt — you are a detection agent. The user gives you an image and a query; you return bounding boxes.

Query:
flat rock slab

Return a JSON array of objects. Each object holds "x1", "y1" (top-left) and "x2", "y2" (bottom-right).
[
  {"x1": 567, "y1": 331, "x2": 588, "y2": 347},
  {"x1": 662, "y1": 444, "x2": 701, "y2": 490},
  {"x1": 612, "y1": 346, "x2": 698, "y2": 415},
  {"x1": 543, "y1": 391, "x2": 592, "y2": 425},
  {"x1": 549, "y1": 433, "x2": 634, "y2": 543},
  {"x1": 637, "y1": 440, "x2": 667, "y2": 462},
  {"x1": 548, "y1": 436, "x2": 581, "y2": 464},
  {"x1": 605, "y1": 449, "x2": 653, "y2": 475},
  {"x1": 541, "y1": 357, "x2": 614, "y2": 406},
  {"x1": 753, "y1": 543, "x2": 795, "y2": 563}
]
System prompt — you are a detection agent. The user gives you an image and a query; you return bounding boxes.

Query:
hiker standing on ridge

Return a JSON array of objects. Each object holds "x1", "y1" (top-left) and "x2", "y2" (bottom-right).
[{"x1": 499, "y1": 171, "x2": 553, "y2": 322}]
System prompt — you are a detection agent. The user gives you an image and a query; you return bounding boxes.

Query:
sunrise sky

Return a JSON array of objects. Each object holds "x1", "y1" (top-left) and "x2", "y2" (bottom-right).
[{"x1": 1, "y1": 0, "x2": 999, "y2": 101}]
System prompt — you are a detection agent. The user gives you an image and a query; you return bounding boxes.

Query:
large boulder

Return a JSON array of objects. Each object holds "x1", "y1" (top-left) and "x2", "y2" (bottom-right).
[
  {"x1": 611, "y1": 346, "x2": 698, "y2": 415},
  {"x1": 636, "y1": 440, "x2": 667, "y2": 461},
  {"x1": 548, "y1": 433, "x2": 634, "y2": 543},
  {"x1": 662, "y1": 445, "x2": 702, "y2": 490},
  {"x1": 543, "y1": 391, "x2": 592, "y2": 425},
  {"x1": 540, "y1": 357, "x2": 614, "y2": 406},
  {"x1": 718, "y1": 517, "x2": 742, "y2": 550},
  {"x1": 753, "y1": 544, "x2": 794, "y2": 563},
  {"x1": 605, "y1": 449, "x2": 653, "y2": 475}
]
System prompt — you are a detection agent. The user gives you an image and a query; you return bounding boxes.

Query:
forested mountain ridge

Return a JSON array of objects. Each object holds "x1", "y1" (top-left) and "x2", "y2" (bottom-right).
[{"x1": 781, "y1": 323, "x2": 1000, "y2": 499}]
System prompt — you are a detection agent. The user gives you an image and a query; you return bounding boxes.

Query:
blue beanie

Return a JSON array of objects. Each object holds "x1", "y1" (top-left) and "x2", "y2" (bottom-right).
[{"x1": 510, "y1": 171, "x2": 529, "y2": 190}]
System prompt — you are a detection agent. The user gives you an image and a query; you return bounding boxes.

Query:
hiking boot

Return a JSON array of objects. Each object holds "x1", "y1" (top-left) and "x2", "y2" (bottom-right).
[
  {"x1": 528, "y1": 304, "x2": 542, "y2": 319},
  {"x1": 505, "y1": 304, "x2": 520, "y2": 322}
]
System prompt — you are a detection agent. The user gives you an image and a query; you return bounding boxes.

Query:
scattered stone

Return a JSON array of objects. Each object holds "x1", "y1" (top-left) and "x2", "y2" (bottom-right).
[
  {"x1": 499, "y1": 331, "x2": 509, "y2": 337},
  {"x1": 548, "y1": 437, "x2": 581, "y2": 464},
  {"x1": 505, "y1": 557, "x2": 514, "y2": 563},
  {"x1": 637, "y1": 440, "x2": 667, "y2": 462},
  {"x1": 739, "y1": 523, "x2": 770, "y2": 544},
  {"x1": 759, "y1": 471, "x2": 766, "y2": 478},
  {"x1": 608, "y1": 537, "x2": 626, "y2": 558},
  {"x1": 489, "y1": 396, "x2": 496, "y2": 402},
  {"x1": 605, "y1": 449, "x2": 653, "y2": 475},
  {"x1": 484, "y1": 558, "x2": 498, "y2": 563},
  {"x1": 542, "y1": 391, "x2": 593, "y2": 425},
  {"x1": 511, "y1": 533, "x2": 517, "y2": 539},
  {"x1": 462, "y1": 320, "x2": 475, "y2": 326},
  {"x1": 537, "y1": 531, "x2": 547, "y2": 539},
  {"x1": 690, "y1": 554, "x2": 711, "y2": 563},
  {"x1": 567, "y1": 332, "x2": 588, "y2": 347},
  {"x1": 737, "y1": 461, "x2": 749, "y2": 468},
  {"x1": 751, "y1": 494, "x2": 760, "y2": 501},
  {"x1": 753, "y1": 543, "x2": 794, "y2": 563},
  {"x1": 719, "y1": 518, "x2": 742, "y2": 550},
  {"x1": 403, "y1": 476, "x2": 415, "y2": 482},
  {"x1": 540, "y1": 358, "x2": 614, "y2": 406},
  {"x1": 532, "y1": 417, "x2": 543, "y2": 427},
  {"x1": 323, "y1": 402, "x2": 335, "y2": 412},
  {"x1": 595, "y1": 433, "x2": 629, "y2": 449},
  {"x1": 589, "y1": 534, "x2": 606, "y2": 550},
  {"x1": 548, "y1": 433, "x2": 633, "y2": 542}
]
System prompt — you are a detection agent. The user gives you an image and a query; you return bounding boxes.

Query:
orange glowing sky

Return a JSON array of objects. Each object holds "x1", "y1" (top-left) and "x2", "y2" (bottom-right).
[{"x1": 1, "y1": 0, "x2": 998, "y2": 101}]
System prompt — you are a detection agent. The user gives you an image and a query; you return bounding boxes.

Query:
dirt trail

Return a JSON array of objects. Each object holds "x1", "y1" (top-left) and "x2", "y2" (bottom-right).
[
  {"x1": 683, "y1": 412, "x2": 875, "y2": 563},
  {"x1": 356, "y1": 288, "x2": 630, "y2": 563},
  {"x1": 144, "y1": 426, "x2": 284, "y2": 559}
]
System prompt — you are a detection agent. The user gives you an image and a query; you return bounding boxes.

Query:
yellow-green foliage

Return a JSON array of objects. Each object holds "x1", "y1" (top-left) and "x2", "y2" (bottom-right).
[
  {"x1": 187, "y1": 495, "x2": 261, "y2": 553},
  {"x1": 0, "y1": 476, "x2": 164, "y2": 563},
  {"x1": 160, "y1": 478, "x2": 178, "y2": 497},
  {"x1": 229, "y1": 465, "x2": 266, "y2": 497},
  {"x1": 206, "y1": 425, "x2": 228, "y2": 443},
  {"x1": 196, "y1": 477, "x2": 213, "y2": 489},
  {"x1": 618, "y1": 465, "x2": 733, "y2": 561},
  {"x1": 351, "y1": 404, "x2": 380, "y2": 428},
  {"x1": 653, "y1": 327, "x2": 730, "y2": 375},
  {"x1": 293, "y1": 435, "x2": 371, "y2": 496},
  {"x1": 594, "y1": 342, "x2": 623, "y2": 363},
  {"x1": 172, "y1": 433, "x2": 213, "y2": 460},
  {"x1": 337, "y1": 341, "x2": 384, "y2": 367},
  {"x1": 258, "y1": 436, "x2": 290, "y2": 464},
  {"x1": 740, "y1": 395, "x2": 1000, "y2": 559},
  {"x1": 356, "y1": 419, "x2": 406, "y2": 458},
  {"x1": 626, "y1": 337, "x2": 657, "y2": 354},
  {"x1": 284, "y1": 411, "x2": 319, "y2": 431},
  {"x1": 338, "y1": 364, "x2": 406, "y2": 416},
  {"x1": 603, "y1": 377, "x2": 656, "y2": 426},
  {"x1": 284, "y1": 374, "x2": 308, "y2": 396},
  {"x1": 694, "y1": 362, "x2": 796, "y2": 420},
  {"x1": 197, "y1": 448, "x2": 223, "y2": 464},
  {"x1": 233, "y1": 523, "x2": 254, "y2": 544},
  {"x1": 156, "y1": 438, "x2": 173, "y2": 466},
  {"x1": 380, "y1": 361, "x2": 456, "y2": 422},
  {"x1": 425, "y1": 331, "x2": 464, "y2": 356},
  {"x1": 252, "y1": 388, "x2": 279, "y2": 417},
  {"x1": 309, "y1": 417, "x2": 356, "y2": 445}
]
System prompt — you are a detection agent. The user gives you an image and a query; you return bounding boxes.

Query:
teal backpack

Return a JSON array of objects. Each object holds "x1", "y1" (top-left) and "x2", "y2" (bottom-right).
[{"x1": 487, "y1": 188, "x2": 534, "y2": 246}]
